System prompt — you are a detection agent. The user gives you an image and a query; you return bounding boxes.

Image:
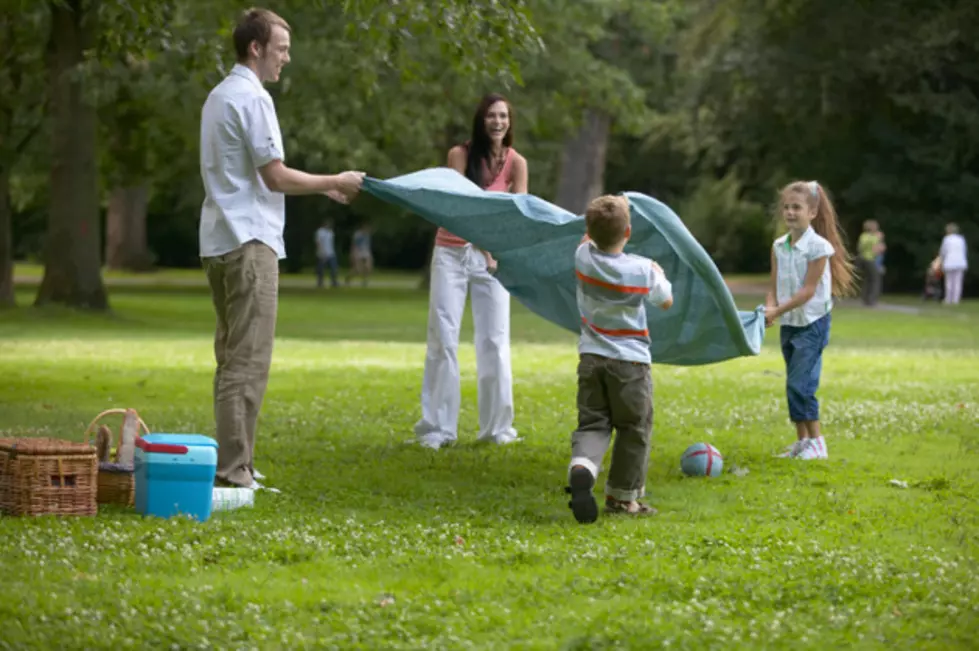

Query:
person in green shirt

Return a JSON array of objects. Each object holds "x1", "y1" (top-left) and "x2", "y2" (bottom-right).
[{"x1": 857, "y1": 220, "x2": 885, "y2": 306}]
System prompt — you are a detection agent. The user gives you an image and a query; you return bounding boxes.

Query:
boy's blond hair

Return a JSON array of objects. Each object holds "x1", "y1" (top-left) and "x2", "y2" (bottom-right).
[{"x1": 585, "y1": 195, "x2": 630, "y2": 250}]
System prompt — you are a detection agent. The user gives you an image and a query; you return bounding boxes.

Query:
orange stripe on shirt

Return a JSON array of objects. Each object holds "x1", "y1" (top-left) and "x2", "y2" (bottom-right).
[
  {"x1": 576, "y1": 270, "x2": 649, "y2": 295},
  {"x1": 581, "y1": 317, "x2": 649, "y2": 338}
]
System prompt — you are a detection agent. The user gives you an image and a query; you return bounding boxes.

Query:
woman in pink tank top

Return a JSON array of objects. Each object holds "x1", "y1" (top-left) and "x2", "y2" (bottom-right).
[{"x1": 414, "y1": 94, "x2": 529, "y2": 450}]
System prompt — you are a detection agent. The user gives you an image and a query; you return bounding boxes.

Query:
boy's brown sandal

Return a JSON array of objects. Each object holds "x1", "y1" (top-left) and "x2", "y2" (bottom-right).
[{"x1": 604, "y1": 498, "x2": 657, "y2": 516}]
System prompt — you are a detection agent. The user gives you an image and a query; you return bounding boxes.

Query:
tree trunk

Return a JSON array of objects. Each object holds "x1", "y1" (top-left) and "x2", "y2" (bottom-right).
[
  {"x1": 105, "y1": 183, "x2": 151, "y2": 271},
  {"x1": 419, "y1": 124, "x2": 459, "y2": 289},
  {"x1": 820, "y1": 72, "x2": 831, "y2": 117},
  {"x1": 554, "y1": 109, "x2": 611, "y2": 215},
  {"x1": 0, "y1": 168, "x2": 13, "y2": 308},
  {"x1": 35, "y1": 0, "x2": 108, "y2": 310}
]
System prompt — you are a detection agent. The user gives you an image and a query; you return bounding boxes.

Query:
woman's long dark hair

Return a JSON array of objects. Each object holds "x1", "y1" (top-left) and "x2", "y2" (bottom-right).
[{"x1": 465, "y1": 93, "x2": 513, "y2": 187}]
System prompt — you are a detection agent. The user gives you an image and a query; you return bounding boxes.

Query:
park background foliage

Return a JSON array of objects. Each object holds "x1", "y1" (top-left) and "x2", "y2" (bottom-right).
[{"x1": 2, "y1": 0, "x2": 978, "y2": 310}]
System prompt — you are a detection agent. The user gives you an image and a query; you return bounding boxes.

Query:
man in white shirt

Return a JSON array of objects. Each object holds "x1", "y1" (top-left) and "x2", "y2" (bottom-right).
[
  {"x1": 199, "y1": 7, "x2": 364, "y2": 488},
  {"x1": 314, "y1": 219, "x2": 338, "y2": 288},
  {"x1": 939, "y1": 222, "x2": 968, "y2": 305}
]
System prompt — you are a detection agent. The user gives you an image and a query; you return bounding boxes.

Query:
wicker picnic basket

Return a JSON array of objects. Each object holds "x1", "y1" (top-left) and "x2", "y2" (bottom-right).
[
  {"x1": 83, "y1": 409, "x2": 150, "y2": 507},
  {"x1": 0, "y1": 437, "x2": 98, "y2": 517}
]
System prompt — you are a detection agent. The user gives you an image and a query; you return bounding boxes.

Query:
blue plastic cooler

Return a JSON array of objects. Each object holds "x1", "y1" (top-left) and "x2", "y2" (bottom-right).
[{"x1": 134, "y1": 434, "x2": 218, "y2": 522}]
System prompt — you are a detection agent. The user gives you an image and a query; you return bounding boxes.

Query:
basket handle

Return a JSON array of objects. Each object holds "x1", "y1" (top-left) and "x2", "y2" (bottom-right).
[{"x1": 83, "y1": 409, "x2": 151, "y2": 446}]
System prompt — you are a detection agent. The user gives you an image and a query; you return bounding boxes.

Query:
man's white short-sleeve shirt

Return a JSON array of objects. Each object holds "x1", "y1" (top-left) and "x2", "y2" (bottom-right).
[{"x1": 199, "y1": 64, "x2": 286, "y2": 259}]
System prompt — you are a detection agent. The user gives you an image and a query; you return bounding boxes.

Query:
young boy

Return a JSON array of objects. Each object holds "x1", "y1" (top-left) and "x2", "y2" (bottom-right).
[{"x1": 565, "y1": 195, "x2": 674, "y2": 524}]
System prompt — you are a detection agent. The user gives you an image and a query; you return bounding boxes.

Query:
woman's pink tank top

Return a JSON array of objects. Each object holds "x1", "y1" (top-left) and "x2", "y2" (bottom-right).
[{"x1": 435, "y1": 147, "x2": 515, "y2": 248}]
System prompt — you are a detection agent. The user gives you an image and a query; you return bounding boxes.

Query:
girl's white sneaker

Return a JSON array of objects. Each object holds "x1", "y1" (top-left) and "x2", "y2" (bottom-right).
[
  {"x1": 813, "y1": 436, "x2": 829, "y2": 459},
  {"x1": 796, "y1": 439, "x2": 821, "y2": 460},
  {"x1": 778, "y1": 440, "x2": 806, "y2": 458}
]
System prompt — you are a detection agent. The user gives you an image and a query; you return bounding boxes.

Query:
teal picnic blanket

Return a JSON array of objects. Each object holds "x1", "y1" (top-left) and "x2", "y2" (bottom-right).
[{"x1": 363, "y1": 168, "x2": 766, "y2": 366}]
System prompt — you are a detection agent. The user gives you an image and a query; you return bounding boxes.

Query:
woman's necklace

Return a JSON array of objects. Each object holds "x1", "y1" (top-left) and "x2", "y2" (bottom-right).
[{"x1": 487, "y1": 147, "x2": 508, "y2": 178}]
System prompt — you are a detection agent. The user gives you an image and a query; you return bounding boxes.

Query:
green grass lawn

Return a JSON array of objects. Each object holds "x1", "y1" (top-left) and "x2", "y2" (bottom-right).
[
  {"x1": 1, "y1": 274, "x2": 977, "y2": 650},
  {"x1": 12, "y1": 262, "x2": 423, "y2": 290}
]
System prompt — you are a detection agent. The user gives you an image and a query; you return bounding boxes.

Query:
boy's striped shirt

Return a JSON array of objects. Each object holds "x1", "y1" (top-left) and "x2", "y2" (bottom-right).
[{"x1": 575, "y1": 240, "x2": 672, "y2": 364}]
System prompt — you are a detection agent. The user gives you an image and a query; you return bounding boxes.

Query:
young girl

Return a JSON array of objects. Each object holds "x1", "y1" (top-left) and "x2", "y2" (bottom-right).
[
  {"x1": 765, "y1": 180, "x2": 856, "y2": 460},
  {"x1": 346, "y1": 222, "x2": 373, "y2": 287}
]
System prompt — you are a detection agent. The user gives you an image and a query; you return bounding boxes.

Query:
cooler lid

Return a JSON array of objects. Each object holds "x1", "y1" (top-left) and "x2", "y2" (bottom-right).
[{"x1": 139, "y1": 433, "x2": 218, "y2": 449}]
